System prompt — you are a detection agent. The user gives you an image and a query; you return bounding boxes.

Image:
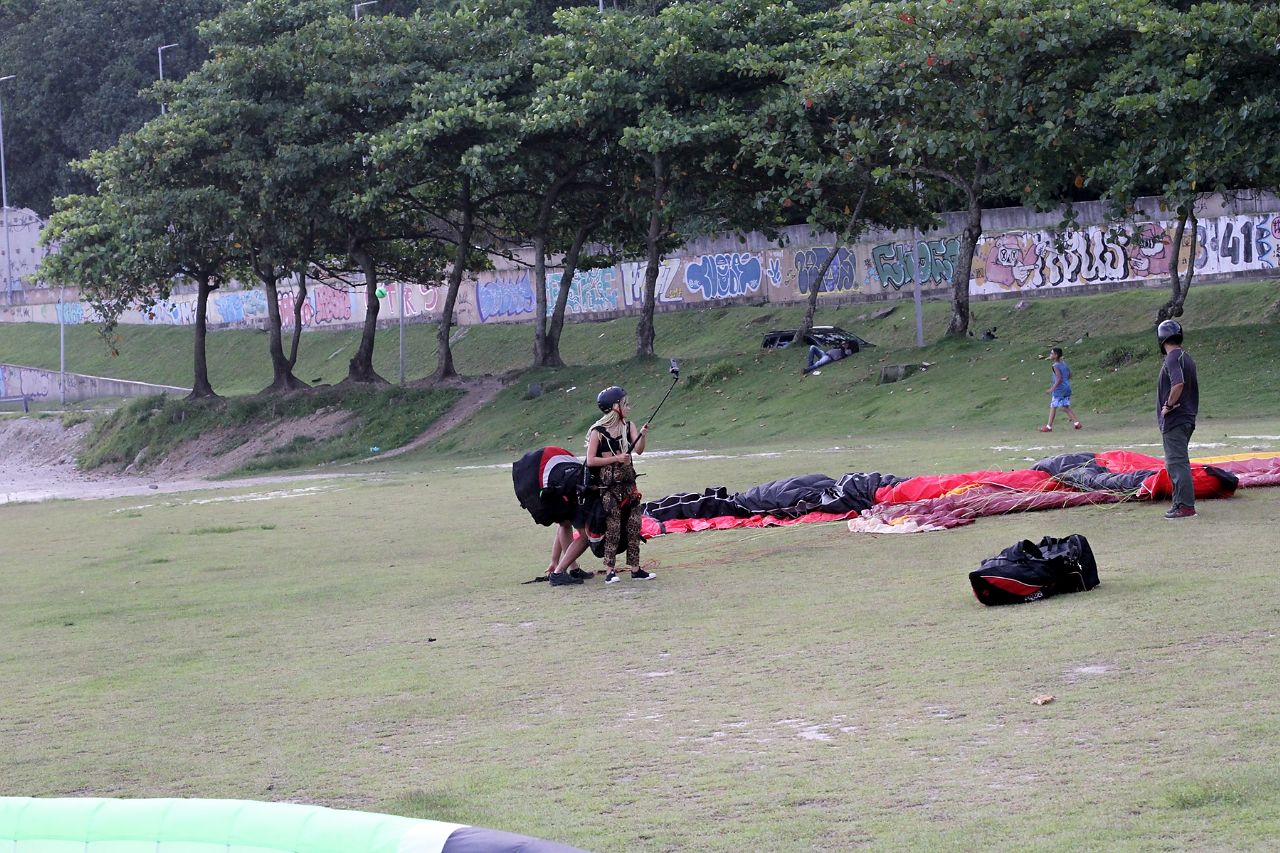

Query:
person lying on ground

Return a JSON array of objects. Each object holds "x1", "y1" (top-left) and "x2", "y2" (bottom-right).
[{"x1": 803, "y1": 342, "x2": 854, "y2": 375}]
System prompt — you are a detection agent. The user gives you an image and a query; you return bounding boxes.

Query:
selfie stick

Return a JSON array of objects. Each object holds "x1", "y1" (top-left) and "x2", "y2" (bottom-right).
[{"x1": 628, "y1": 359, "x2": 680, "y2": 453}]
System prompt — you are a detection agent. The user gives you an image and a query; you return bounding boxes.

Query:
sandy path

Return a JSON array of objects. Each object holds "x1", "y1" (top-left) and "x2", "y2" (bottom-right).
[{"x1": 0, "y1": 418, "x2": 366, "y2": 505}]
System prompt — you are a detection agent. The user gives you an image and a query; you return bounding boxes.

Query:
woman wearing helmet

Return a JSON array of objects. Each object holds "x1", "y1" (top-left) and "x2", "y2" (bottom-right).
[{"x1": 586, "y1": 386, "x2": 655, "y2": 583}]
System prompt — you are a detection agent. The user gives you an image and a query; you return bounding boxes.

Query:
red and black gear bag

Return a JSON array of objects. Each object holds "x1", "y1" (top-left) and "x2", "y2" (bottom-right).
[
  {"x1": 513, "y1": 446, "x2": 587, "y2": 526},
  {"x1": 969, "y1": 534, "x2": 1099, "y2": 606}
]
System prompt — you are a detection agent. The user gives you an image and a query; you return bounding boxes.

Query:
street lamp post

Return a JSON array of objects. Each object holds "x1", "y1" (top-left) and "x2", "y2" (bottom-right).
[
  {"x1": 58, "y1": 284, "x2": 65, "y2": 405},
  {"x1": 0, "y1": 75, "x2": 14, "y2": 300},
  {"x1": 157, "y1": 43, "x2": 179, "y2": 115},
  {"x1": 353, "y1": 1, "x2": 378, "y2": 19}
]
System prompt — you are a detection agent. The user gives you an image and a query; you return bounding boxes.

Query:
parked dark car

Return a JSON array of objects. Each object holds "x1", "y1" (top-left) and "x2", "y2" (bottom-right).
[{"x1": 761, "y1": 325, "x2": 876, "y2": 351}]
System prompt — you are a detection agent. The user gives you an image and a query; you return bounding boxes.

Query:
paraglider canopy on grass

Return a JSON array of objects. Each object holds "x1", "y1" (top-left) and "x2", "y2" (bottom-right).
[{"x1": 0, "y1": 798, "x2": 588, "y2": 853}]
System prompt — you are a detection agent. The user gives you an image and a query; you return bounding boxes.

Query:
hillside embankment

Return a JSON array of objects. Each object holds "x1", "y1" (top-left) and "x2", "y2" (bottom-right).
[{"x1": 2, "y1": 277, "x2": 1278, "y2": 499}]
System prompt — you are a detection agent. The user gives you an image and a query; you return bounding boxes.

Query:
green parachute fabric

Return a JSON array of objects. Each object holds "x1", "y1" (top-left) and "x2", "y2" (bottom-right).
[{"x1": 0, "y1": 798, "x2": 587, "y2": 853}]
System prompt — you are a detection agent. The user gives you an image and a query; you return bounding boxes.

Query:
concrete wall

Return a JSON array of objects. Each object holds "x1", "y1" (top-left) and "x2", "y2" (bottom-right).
[
  {"x1": 0, "y1": 207, "x2": 50, "y2": 294},
  {"x1": 4, "y1": 191, "x2": 1279, "y2": 332},
  {"x1": 0, "y1": 363, "x2": 189, "y2": 404}
]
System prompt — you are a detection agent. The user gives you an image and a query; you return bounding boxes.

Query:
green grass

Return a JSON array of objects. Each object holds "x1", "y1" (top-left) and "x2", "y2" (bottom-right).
[
  {"x1": 3, "y1": 424, "x2": 1280, "y2": 850},
  {"x1": 2, "y1": 278, "x2": 1280, "y2": 849}
]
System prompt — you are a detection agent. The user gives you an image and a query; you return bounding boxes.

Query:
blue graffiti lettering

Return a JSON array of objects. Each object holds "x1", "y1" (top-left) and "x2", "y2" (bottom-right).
[
  {"x1": 477, "y1": 273, "x2": 535, "y2": 321},
  {"x1": 795, "y1": 247, "x2": 858, "y2": 294},
  {"x1": 684, "y1": 253, "x2": 763, "y2": 300}
]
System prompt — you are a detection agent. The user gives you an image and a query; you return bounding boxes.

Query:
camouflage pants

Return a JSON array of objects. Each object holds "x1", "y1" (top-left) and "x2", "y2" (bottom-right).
[{"x1": 600, "y1": 471, "x2": 641, "y2": 570}]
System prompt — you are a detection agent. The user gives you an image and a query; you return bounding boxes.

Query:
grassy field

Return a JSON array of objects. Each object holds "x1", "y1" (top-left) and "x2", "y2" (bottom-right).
[
  {"x1": 3, "y1": 280, "x2": 1280, "y2": 850},
  {"x1": 4, "y1": 423, "x2": 1280, "y2": 850}
]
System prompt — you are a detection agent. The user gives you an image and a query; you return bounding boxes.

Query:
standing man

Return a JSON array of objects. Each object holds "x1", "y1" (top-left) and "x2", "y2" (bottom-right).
[{"x1": 1156, "y1": 319, "x2": 1199, "y2": 519}]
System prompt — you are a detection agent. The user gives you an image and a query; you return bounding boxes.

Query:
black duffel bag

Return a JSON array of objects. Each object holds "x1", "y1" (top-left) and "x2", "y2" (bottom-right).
[{"x1": 969, "y1": 534, "x2": 1099, "y2": 606}]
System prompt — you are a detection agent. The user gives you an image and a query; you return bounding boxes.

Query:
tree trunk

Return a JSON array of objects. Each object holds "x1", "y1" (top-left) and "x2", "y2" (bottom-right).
[
  {"x1": 287, "y1": 270, "x2": 306, "y2": 369},
  {"x1": 1159, "y1": 207, "x2": 1198, "y2": 321},
  {"x1": 434, "y1": 180, "x2": 473, "y2": 382},
  {"x1": 543, "y1": 221, "x2": 592, "y2": 368},
  {"x1": 346, "y1": 245, "x2": 389, "y2": 384},
  {"x1": 532, "y1": 231, "x2": 549, "y2": 364},
  {"x1": 796, "y1": 185, "x2": 868, "y2": 344},
  {"x1": 636, "y1": 154, "x2": 667, "y2": 358},
  {"x1": 187, "y1": 274, "x2": 219, "y2": 400},
  {"x1": 260, "y1": 271, "x2": 307, "y2": 393},
  {"x1": 946, "y1": 199, "x2": 982, "y2": 337},
  {"x1": 795, "y1": 247, "x2": 839, "y2": 345}
]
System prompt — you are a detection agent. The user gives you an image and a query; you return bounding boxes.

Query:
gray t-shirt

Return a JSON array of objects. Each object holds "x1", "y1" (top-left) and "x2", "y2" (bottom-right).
[{"x1": 1157, "y1": 348, "x2": 1198, "y2": 431}]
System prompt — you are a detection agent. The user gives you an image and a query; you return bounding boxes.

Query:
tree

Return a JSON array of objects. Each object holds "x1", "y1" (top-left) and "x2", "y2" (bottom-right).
[
  {"x1": 254, "y1": 8, "x2": 450, "y2": 384},
  {"x1": 367, "y1": 0, "x2": 535, "y2": 381},
  {"x1": 174, "y1": 0, "x2": 360, "y2": 392},
  {"x1": 0, "y1": 0, "x2": 223, "y2": 214},
  {"x1": 743, "y1": 7, "x2": 934, "y2": 343},
  {"x1": 1081, "y1": 2, "x2": 1280, "y2": 320},
  {"x1": 824, "y1": 0, "x2": 1142, "y2": 337},
  {"x1": 544, "y1": 0, "x2": 808, "y2": 358},
  {"x1": 40, "y1": 122, "x2": 240, "y2": 399}
]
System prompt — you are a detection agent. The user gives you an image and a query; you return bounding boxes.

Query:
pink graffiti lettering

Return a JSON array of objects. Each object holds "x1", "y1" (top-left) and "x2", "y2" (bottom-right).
[{"x1": 313, "y1": 286, "x2": 352, "y2": 325}]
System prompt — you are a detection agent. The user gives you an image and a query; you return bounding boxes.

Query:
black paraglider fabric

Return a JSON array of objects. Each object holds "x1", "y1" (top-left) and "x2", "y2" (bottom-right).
[{"x1": 643, "y1": 471, "x2": 902, "y2": 521}]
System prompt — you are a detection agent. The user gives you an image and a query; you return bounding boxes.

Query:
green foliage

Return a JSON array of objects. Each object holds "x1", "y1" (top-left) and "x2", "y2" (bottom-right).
[
  {"x1": 0, "y1": 0, "x2": 225, "y2": 214},
  {"x1": 1098, "y1": 344, "x2": 1148, "y2": 370},
  {"x1": 1082, "y1": 2, "x2": 1280, "y2": 211},
  {"x1": 684, "y1": 359, "x2": 740, "y2": 389},
  {"x1": 59, "y1": 411, "x2": 94, "y2": 428}
]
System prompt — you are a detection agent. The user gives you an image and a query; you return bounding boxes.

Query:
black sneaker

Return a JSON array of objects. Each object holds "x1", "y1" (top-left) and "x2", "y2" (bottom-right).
[
  {"x1": 604, "y1": 570, "x2": 619, "y2": 584},
  {"x1": 568, "y1": 567, "x2": 595, "y2": 580},
  {"x1": 1163, "y1": 505, "x2": 1197, "y2": 519},
  {"x1": 548, "y1": 572, "x2": 583, "y2": 586},
  {"x1": 630, "y1": 568, "x2": 656, "y2": 580}
]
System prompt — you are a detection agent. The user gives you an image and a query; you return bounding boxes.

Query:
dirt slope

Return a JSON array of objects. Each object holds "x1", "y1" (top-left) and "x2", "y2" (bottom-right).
[{"x1": 0, "y1": 377, "x2": 507, "y2": 504}]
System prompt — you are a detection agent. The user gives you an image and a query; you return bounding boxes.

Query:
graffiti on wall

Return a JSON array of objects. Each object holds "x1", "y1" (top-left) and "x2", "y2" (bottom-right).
[
  {"x1": 619, "y1": 260, "x2": 681, "y2": 308},
  {"x1": 794, "y1": 247, "x2": 859, "y2": 295},
  {"x1": 8, "y1": 211, "x2": 1280, "y2": 330},
  {"x1": 972, "y1": 215, "x2": 1277, "y2": 294},
  {"x1": 870, "y1": 237, "x2": 960, "y2": 291},
  {"x1": 0, "y1": 364, "x2": 52, "y2": 399},
  {"x1": 548, "y1": 267, "x2": 620, "y2": 315},
  {"x1": 684, "y1": 252, "x2": 764, "y2": 299},
  {"x1": 213, "y1": 289, "x2": 269, "y2": 325},
  {"x1": 476, "y1": 272, "x2": 535, "y2": 322},
  {"x1": 279, "y1": 285, "x2": 359, "y2": 329}
]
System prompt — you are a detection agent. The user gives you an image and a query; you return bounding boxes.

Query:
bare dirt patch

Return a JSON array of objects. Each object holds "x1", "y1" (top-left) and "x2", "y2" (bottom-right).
[
  {"x1": 139, "y1": 408, "x2": 357, "y2": 480},
  {"x1": 0, "y1": 376, "x2": 508, "y2": 504}
]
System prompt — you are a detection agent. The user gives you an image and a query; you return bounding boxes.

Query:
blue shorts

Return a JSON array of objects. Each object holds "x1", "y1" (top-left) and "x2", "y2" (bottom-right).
[{"x1": 1051, "y1": 395, "x2": 1072, "y2": 408}]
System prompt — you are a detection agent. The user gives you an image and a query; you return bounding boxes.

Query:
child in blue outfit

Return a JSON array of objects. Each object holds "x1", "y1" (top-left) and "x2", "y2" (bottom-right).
[{"x1": 1040, "y1": 346, "x2": 1082, "y2": 432}]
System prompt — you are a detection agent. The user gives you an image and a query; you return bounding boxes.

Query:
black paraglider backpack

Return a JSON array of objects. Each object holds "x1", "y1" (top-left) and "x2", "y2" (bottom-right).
[{"x1": 969, "y1": 534, "x2": 1099, "y2": 606}]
